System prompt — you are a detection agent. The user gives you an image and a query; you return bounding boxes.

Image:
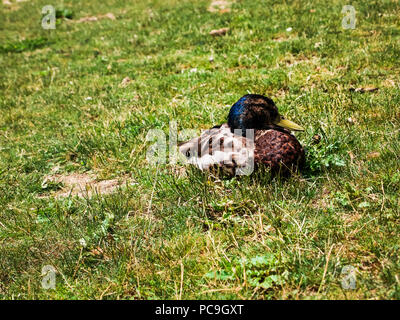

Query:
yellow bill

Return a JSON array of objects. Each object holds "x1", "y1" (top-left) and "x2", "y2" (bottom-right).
[{"x1": 274, "y1": 117, "x2": 304, "y2": 131}]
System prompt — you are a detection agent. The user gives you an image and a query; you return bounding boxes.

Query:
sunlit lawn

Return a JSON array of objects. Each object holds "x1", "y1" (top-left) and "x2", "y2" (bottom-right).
[{"x1": 0, "y1": 0, "x2": 399, "y2": 299}]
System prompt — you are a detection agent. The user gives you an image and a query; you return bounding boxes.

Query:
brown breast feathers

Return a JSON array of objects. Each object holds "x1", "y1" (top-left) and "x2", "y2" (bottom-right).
[{"x1": 254, "y1": 129, "x2": 305, "y2": 174}]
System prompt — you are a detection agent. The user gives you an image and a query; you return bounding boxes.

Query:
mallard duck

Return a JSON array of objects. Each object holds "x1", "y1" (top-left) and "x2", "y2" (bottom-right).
[{"x1": 179, "y1": 94, "x2": 305, "y2": 176}]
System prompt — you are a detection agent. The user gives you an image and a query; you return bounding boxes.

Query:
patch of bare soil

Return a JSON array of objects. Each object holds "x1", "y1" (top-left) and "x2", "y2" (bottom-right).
[
  {"x1": 284, "y1": 55, "x2": 320, "y2": 68},
  {"x1": 120, "y1": 76, "x2": 132, "y2": 87},
  {"x1": 209, "y1": 27, "x2": 229, "y2": 36},
  {"x1": 349, "y1": 86, "x2": 378, "y2": 93},
  {"x1": 2, "y1": 0, "x2": 28, "y2": 10},
  {"x1": 39, "y1": 173, "x2": 130, "y2": 199},
  {"x1": 73, "y1": 13, "x2": 116, "y2": 23},
  {"x1": 207, "y1": 0, "x2": 232, "y2": 13},
  {"x1": 382, "y1": 79, "x2": 396, "y2": 88},
  {"x1": 3, "y1": 0, "x2": 28, "y2": 4}
]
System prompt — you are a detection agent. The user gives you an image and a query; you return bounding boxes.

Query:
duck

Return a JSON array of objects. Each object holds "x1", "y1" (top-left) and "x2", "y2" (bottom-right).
[{"x1": 178, "y1": 94, "x2": 305, "y2": 176}]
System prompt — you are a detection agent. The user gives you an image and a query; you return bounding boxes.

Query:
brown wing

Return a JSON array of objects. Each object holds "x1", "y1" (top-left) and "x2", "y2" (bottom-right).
[{"x1": 254, "y1": 129, "x2": 305, "y2": 174}]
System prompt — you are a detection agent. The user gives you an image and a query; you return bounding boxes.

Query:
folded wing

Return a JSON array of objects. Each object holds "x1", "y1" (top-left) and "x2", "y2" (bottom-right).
[{"x1": 178, "y1": 124, "x2": 254, "y2": 175}]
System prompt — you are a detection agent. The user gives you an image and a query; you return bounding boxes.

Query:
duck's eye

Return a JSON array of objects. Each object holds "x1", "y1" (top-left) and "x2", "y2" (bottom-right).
[
  {"x1": 185, "y1": 150, "x2": 191, "y2": 158},
  {"x1": 275, "y1": 115, "x2": 285, "y2": 123}
]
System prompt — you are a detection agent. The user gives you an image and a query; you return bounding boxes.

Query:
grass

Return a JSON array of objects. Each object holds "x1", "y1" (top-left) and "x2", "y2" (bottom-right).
[{"x1": 0, "y1": 0, "x2": 399, "y2": 299}]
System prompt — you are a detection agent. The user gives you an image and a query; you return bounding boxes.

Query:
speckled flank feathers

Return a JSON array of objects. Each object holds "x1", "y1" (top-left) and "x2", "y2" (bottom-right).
[{"x1": 178, "y1": 124, "x2": 254, "y2": 175}]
